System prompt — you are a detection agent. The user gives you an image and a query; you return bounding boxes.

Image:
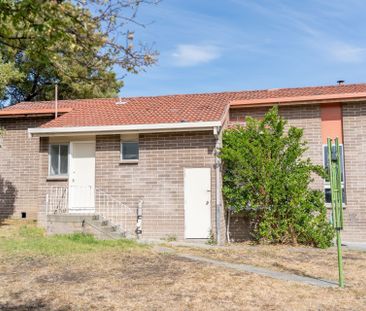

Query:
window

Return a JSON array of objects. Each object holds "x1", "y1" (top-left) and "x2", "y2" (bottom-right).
[
  {"x1": 121, "y1": 141, "x2": 139, "y2": 161},
  {"x1": 49, "y1": 144, "x2": 69, "y2": 176},
  {"x1": 323, "y1": 145, "x2": 345, "y2": 204}
]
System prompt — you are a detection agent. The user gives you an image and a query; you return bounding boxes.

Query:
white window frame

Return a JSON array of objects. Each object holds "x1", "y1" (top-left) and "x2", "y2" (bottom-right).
[
  {"x1": 48, "y1": 143, "x2": 69, "y2": 177},
  {"x1": 120, "y1": 140, "x2": 139, "y2": 163},
  {"x1": 322, "y1": 144, "x2": 346, "y2": 206}
]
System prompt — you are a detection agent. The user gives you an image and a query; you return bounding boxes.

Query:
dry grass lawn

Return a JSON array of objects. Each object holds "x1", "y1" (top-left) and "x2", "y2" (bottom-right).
[
  {"x1": 172, "y1": 242, "x2": 366, "y2": 285},
  {"x1": 0, "y1": 220, "x2": 365, "y2": 310}
]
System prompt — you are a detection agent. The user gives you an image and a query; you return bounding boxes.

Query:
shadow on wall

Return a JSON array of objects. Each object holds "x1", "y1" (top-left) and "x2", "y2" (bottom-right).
[{"x1": 0, "y1": 175, "x2": 17, "y2": 225}]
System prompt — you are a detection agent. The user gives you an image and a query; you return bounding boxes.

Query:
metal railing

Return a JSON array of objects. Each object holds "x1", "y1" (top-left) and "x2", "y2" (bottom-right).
[
  {"x1": 46, "y1": 186, "x2": 69, "y2": 215},
  {"x1": 95, "y1": 188, "x2": 134, "y2": 235},
  {"x1": 45, "y1": 186, "x2": 136, "y2": 235}
]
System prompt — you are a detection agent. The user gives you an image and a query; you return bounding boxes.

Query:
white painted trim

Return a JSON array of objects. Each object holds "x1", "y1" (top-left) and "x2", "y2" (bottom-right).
[{"x1": 28, "y1": 121, "x2": 222, "y2": 137}]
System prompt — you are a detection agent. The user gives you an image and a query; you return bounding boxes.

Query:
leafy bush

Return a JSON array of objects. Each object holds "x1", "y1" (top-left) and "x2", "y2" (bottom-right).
[{"x1": 220, "y1": 106, "x2": 334, "y2": 248}]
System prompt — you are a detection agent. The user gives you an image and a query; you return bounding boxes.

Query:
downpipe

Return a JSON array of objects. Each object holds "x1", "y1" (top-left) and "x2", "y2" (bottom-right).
[
  {"x1": 214, "y1": 125, "x2": 224, "y2": 245},
  {"x1": 136, "y1": 199, "x2": 143, "y2": 239}
]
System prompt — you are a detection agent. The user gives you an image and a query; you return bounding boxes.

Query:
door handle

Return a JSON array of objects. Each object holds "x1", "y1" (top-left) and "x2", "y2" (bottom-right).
[{"x1": 206, "y1": 201, "x2": 209, "y2": 205}]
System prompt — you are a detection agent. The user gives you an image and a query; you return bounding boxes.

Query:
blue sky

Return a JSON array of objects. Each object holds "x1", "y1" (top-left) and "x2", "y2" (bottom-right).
[{"x1": 120, "y1": 0, "x2": 366, "y2": 97}]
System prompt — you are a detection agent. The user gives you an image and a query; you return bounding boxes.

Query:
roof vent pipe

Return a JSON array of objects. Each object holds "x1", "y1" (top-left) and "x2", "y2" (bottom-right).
[
  {"x1": 116, "y1": 97, "x2": 127, "y2": 105},
  {"x1": 55, "y1": 84, "x2": 58, "y2": 118},
  {"x1": 337, "y1": 80, "x2": 345, "y2": 85}
]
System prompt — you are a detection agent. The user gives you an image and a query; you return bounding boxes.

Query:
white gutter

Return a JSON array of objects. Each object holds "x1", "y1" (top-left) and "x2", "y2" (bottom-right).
[
  {"x1": 28, "y1": 121, "x2": 222, "y2": 137},
  {"x1": 214, "y1": 125, "x2": 224, "y2": 245}
]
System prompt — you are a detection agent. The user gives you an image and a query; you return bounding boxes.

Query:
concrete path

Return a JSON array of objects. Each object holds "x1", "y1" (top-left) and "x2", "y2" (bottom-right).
[
  {"x1": 156, "y1": 246, "x2": 338, "y2": 288},
  {"x1": 344, "y1": 242, "x2": 366, "y2": 252}
]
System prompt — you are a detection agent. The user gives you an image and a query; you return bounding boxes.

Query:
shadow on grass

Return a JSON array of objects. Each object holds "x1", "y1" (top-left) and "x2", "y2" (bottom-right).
[{"x1": 0, "y1": 298, "x2": 71, "y2": 311}]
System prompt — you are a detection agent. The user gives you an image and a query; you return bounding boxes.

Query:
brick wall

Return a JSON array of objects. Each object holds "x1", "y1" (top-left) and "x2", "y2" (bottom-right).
[
  {"x1": 0, "y1": 117, "x2": 49, "y2": 220},
  {"x1": 95, "y1": 131, "x2": 217, "y2": 240},
  {"x1": 36, "y1": 131, "x2": 219, "y2": 241},
  {"x1": 37, "y1": 137, "x2": 69, "y2": 228},
  {"x1": 3, "y1": 103, "x2": 366, "y2": 243},
  {"x1": 342, "y1": 102, "x2": 366, "y2": 241}
]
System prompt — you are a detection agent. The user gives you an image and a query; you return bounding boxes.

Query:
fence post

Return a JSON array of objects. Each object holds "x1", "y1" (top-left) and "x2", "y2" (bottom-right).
[{"x1": 327, "y1": 137, "x2": 345, "y2": 288}]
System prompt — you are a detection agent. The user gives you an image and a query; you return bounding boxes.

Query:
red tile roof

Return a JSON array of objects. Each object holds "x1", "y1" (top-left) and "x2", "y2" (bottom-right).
[
  {"x1": 2, "y1": 83, "x2": 366, "y2": 128},
  {"x1": 0, "y1": 108, "x2": 72, "y2": 116}
]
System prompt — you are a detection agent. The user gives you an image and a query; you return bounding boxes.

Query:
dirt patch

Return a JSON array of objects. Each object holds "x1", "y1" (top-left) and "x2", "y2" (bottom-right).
[
  {"x1": 1, "y1": 223, "x2": 366, "y2": 310},
  {"x1": 36, "y1": 270, "x2": 91, "y2": 284},
  {"x1": 0, "y1": 298, "x2": 71, "y2": 311}
]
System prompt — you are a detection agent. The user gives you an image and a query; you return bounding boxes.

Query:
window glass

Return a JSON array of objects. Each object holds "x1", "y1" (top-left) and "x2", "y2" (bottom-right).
[
  {"x1": 49, "y1": 144, "x2": 69, "y2": 175},
  {"x1": 50, "y1": 145, "x2": 59, "y2": 175},
  {"x1": 60, "y1": 145, "x2": 69, "y2": 175},
  {"x1": 122, "y1": 142, "x2": 139, "y2": 160},
  {"x1": 324, "y1": 188, "x2": 346, "y2": 204}
]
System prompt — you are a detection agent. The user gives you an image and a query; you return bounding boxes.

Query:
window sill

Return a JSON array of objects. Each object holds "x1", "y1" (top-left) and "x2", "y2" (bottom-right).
[
  {"x1": 47, "y1": 176, "x2": 68, "y2": 181},
  {"x1": 119, "y1": 159, "x2": 139, "y2": 164}
]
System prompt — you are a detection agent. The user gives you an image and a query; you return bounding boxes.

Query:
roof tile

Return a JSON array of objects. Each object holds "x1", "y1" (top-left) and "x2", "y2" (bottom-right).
[{"x1": 2, "y1": 83, "x2": 366, "y2": 128}]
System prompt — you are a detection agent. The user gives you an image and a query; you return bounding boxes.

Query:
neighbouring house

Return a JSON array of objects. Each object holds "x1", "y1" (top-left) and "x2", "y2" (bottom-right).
[{"x1": 1, "y1": 83, "x2": 366, "y2": 243}]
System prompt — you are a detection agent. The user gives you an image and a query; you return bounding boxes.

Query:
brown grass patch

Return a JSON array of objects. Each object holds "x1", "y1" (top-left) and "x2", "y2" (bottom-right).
[
  {"x1": 0, "y1": 221, "x2": 365, "y2": 310},
  {"x1": 172, "y1": 242, "x2": 366, "y2": 283}
]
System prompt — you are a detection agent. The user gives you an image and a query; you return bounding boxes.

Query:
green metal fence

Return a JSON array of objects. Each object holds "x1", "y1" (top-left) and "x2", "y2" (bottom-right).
[{"x1": 327, "y1": 137, "x2": 344, "y2": 288}]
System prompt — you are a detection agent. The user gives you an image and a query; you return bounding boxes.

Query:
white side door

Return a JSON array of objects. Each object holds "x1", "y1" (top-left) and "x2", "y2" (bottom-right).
[
  {"x1": 184, "y1": 168, "x2": 211, "y2": 239},
  {"x1": 69, "y1": 141, "x2": 96, "y2": 213}
]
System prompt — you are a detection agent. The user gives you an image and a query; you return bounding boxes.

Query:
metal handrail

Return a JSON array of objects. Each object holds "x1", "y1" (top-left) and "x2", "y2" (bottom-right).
[
  {"x1": 45, "y1": 186, "x2": 135, "y2": 235},
  {"x1": 95, "y1": 188, "x2": 134, "y2": 234}
]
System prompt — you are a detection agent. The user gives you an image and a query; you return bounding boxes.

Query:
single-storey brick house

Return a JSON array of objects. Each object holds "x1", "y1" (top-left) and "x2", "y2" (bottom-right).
[{"x1": 1, "y1": 83, "x2": 366, "y2": 243}]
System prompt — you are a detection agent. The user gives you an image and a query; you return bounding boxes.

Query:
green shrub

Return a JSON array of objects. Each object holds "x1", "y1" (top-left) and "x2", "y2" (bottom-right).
[{"x1": 220, "y1": 106, "x2": 334, "y2": 248}]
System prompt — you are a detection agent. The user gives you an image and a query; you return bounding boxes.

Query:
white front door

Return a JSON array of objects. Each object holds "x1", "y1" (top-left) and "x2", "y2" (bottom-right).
[
  {"x1": 184, "y1": 168, "x2": 211, "y2": 239},
  {"x1": 69, "y1": 141, "x2": 96, "y2": 213}
]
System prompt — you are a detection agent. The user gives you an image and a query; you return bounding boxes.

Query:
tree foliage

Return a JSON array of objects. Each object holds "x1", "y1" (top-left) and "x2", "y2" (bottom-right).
[
  {"x1": 220, "y1": 106, "x2": 334, "y2": 248},
  {"x1": 0, "y1": 0, "x2": 159, "y2": 104},
  {"x1": 0, "y1": 59, "x2": 24, "y2": 101}
]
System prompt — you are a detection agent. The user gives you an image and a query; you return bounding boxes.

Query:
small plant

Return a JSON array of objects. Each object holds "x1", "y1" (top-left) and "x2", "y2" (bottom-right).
[
  {"x1": 207, "y1": 230, "x2": 217, "y2": 245},
  {"x1": 164, "y1": 234, "x2": 177, "y2": 242}
]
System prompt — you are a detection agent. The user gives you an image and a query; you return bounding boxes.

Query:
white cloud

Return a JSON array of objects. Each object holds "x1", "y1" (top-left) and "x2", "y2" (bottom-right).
[
  {"x1": 229, "y1": 0, "x2": 366, "y2": 63},
  {"x1": 171, "y1": 44, "x2": 221, "y2": 67},
  {"x1": 327, "y1": 42, "x2": 366, "y2": 63}
]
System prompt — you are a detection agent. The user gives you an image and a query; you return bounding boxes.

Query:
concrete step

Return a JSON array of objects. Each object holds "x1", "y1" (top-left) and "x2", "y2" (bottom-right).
[
  {"x1": 87, "y1": 218, "x2": 124, "y2": 235},
  {"x1": 47, "y1": 213, "x2": 129, "y2": 240},
  {"x1": 48, "y1": 214, "x2": 96, "y2": 223},
  {"x1": 109, "y1": 231, "x2": 127, "y2": 239}
]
